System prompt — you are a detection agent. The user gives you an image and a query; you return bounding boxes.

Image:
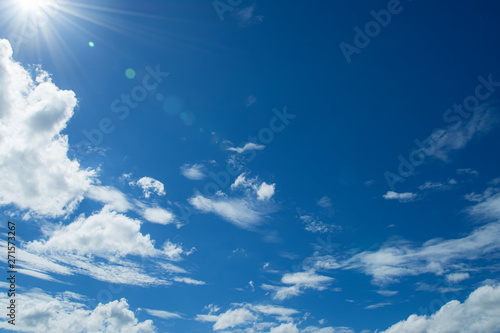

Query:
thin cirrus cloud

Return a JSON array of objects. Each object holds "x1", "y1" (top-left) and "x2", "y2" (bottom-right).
[
  {"x1": 420, "y1": 106, "x2": 498, "y2": 162},
  {"x1": 340, "y1": 192, "x2": 500, "y2": 285},
  {"x1": 0, "y1": 39, "x2": 95, "y2": 218}
]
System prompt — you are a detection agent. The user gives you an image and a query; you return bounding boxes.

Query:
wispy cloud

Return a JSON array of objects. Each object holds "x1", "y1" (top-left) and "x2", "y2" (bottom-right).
[
  {"x1": 421, "y1": 106, "x2": 498, "y2": 161},
  {"x1": 341, "y1": 193, "x2": 500, "y2": 285},
  {"x1": 188, "y1": 194, "x2": 263, "y2": 229},
  {"x1": 317, "y1": 196, "x2": 332, "y2": 208},
  {"x1": 246, "y1": 94, "x2": 257, "y2": 107},
  {"x1": 143, "y1": 308, "x2": 183, "y2": 320},
  {"x1": 464, "y1": 188, "x2": 498, "y2": 202},
  {"x1": 418, "y1": 181, "x2": 445, "y2": 191},
  {"x1": 445, "y1": 272, "x2": 470, "y2": 283},
  {"x1": 365, "y1": 302, "x2": 391, "y2": 309},
  {"x1": 376, "y1": 290, "x2": 398, "y2": 297},
  {"x1": 457, "y1": 168, "x2": 480, "y2": 176},
  {"x1": 181, "y1": 163, "x2": 207, "y2": 180},
  {"x1": 227, "y1": 142, "x2": 265, "y2": 154},
  {"x1": 300, "y1": 215, "x2": 338, "y2": 234},
  {"x1": 383, "y1": 191, "x2": 417, "y2": 202},
  {"x1": 234, "y1": 4, "x2": 263, "y2": 27},
  {"x1": 87, "y1": 185, "x2": 178, "y2": 226},
  {"x1": 262, "y1": 271, "x2": 334, "y2": 300}
]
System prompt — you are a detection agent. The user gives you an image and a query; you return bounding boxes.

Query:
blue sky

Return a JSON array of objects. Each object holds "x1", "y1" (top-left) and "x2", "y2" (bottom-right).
[{"x1": 1, "y1": 0, "x2": 500, "y2": 332}]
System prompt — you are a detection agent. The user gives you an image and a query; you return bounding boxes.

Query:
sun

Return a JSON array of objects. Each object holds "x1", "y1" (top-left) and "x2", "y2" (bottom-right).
[{"x1": 18, "y1": 0, "x2": 52, "y2": 12}]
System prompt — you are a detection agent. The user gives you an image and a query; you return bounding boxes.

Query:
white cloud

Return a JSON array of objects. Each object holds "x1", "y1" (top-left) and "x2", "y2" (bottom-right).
[
  {"x1": 457, "y1": 168, "x2": 480, "y2": 176},
  {"x1": 16, "y1": 267, "x2": 65, "y2": 283},
  {"x1": 317, "y1": 196, "x2": 332, "y2": 208},
  {"x1": 421, "y1": 106, "x2": 498, "y2": 161},
  {"x1": 262, "y1": 271, "x2": 334, "y2": 300},
  {"x1": 464, "y1": 187, "x2": 498, "y2": 203},
  {"x1": 270, "y1": 323, "x2": 299, "y2": 333},
  {"x1": 252, "y1": 305, "x2": 299, "y2": 318},
  {"x1": 141, "y1": 206, "x2": 175, "y2": 225},
  {"x1": 188, "y1": 194, "x2": 263, "y2": 229},
  {"x1": 196, "y1": 303, "x2": 338, "y2": 333},
  {"x1": 86, "y1": 185, "x2": 132, "y2": 212},
  {"x1": 321, "y1": 191, "x2": 500, "y2": 286},
  {"x1": 26, "y1": 208, "x2": 162, "y2": 258},
  {"x1": 383, "y1": 191, "x2": 417, "y2": 202},
  {"x1": 489, "y1": 177, "x2": 500, "y2": 185},
  {"x1": 446, "y1": 272, "x2": 470, "y2": 283},
  {"x1": 173, "y1": 277, "x2": 206, "y2": 285},
  {"x1": 0, "y1": 39, "x2": 95, "y2": 218},
  {"x1": 196, "y1": 314, "x2": 219, "y2": 323},
  {"x1": 344, "y1": 221, "x2": 500, "y2": 285},
  {"x1": 246, "y1": 95, "x2": 257, "y2": 107},
  {"x1": 281, "y1": 271, "x2": 334, "y2": 287},
  {"x1": 181, "y1": 163, "x2": 206, "y2": 180},
  {"x1": 376, "y1": 290, "x2": 399, "y2": 297},
  {"x1": 365, "y1": 302, "x2": 391, "y2": 309},
  {"x1": 468, "y1": 193, "x2": 500, "y2": 219},
  {"x1": 418, "y1": 181, "x2": 445, "y2": 191},
  {"x1": 231, "y1": 173, "x2": 249, "y2": 189},
  {"x1": 87, "y1": 186, "x2": 178, "y2": 226},
  {"x1": 143, "y1": 308, "x2": 183, "y2": 320},
  {"x1": 0, "y1": 288, "x2": 155, "y2": 332},
  {"x1": 262, "y1": 284, "x2": 302, "y2": 301},
  {"x1": 231, "y1": 173, "x2": 276, "y2": 201},
  {"x1": 213, "y1": 308, "x2": 257, "y2": 330},
  {"x1": 257, "y1": 182, "x2": 275, "y2": 201},
  {"x1": 300, "y1": 215, "x2": 336, "y2": 234},
  {"x1": 5, "y1": 243, "x2": 72, "y2": 277},
  {"x1": 303, "y1": 326, "x2": 352, "y2": 333},
  {"x1": 382, "y1": 284, "x2": 500, "y2": 333},
  {"x1": 235, "y1": 4, "x2": 264, "y2": 27},
  {"x1": 227, "y1": 142, "x2": 265, "y2": 154},
  {"x1": 19, "y1": 208, "x2": 191, "y2": 286},
  {"x1": 129, "y1": 176, "x2": 165, "y2": 198}
]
